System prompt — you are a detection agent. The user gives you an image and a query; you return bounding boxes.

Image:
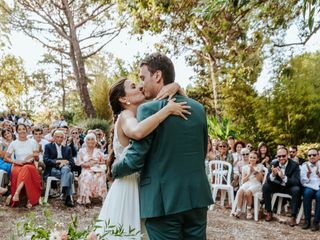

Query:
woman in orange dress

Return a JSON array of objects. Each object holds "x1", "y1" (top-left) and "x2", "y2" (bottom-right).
[{"x1": 5, "y1": 123, "x2": 42, "y2": 208}]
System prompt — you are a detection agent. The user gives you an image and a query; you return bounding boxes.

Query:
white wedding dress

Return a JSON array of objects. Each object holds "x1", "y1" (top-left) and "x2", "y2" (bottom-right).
[{"x1": 95, "y1": 118, "x2": 142, "y2": 239}]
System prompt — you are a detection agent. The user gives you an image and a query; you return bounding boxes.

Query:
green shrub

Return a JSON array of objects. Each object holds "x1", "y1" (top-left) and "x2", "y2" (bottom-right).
[
  {"x1": 77, "y1": 118, "x2": 110, "y2": 134},
  {"x1": 207, "y1": 115, "x2": 237, "y2": 140},
  {"x1": 16, "y1": 209, "x2": 141, "y2": 240},
  {"x1": 297, "y1": 143, "x2": 320, "y2": 159}
]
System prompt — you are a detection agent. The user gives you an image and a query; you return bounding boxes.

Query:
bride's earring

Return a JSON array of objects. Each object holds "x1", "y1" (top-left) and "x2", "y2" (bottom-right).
[{"x1": 126, "y1": 101, "x2": 131, "y2": 105}]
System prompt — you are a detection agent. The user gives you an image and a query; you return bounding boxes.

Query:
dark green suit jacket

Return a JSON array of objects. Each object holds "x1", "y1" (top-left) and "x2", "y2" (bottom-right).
[{"x1": 112, "y1": 95, "x2": 213, "y2": 218}]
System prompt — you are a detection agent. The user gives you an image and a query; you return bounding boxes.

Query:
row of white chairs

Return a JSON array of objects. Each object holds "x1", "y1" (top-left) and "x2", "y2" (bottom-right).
[{"x1": 208, "y1": 160, "x2": 306, "y2": 223}]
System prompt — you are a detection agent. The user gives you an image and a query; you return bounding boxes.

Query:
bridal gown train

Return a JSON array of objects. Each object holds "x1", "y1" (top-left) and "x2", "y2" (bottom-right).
[{"x1": 95, "y1": 118, "x2": 144, "y2": 239}]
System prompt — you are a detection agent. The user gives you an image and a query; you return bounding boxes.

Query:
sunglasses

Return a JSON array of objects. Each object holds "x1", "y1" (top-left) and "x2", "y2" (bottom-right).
[
  {"x1": 219, "y1": 145, "x2": 227, "y2": 148},
  {"x1": 242, "y1": 153, "x2": 249, "y2": 156},
  {"x1": 247, "y1": 146, "x2": 252, "y2": 148},
  {"x1": 72, "y1": 132, "x2": 78, "y2": 134},
  {"x1": 289, "y1": 151, "x2": 296, "y2": 153},
  {"x1": 96, "y1": 133, "x2": 102, "y2": 136},
  {"x1": 277, "y1": 155, "x2": 287, "y2": 159},
  {"x1": 308, "y1": 154, "x2": 317, "y2": 157}
]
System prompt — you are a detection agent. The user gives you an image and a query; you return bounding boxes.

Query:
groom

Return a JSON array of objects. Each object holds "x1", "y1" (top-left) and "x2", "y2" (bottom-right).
[{"x1": 112, "y1": 53, "x2": 213, "y2": 239}]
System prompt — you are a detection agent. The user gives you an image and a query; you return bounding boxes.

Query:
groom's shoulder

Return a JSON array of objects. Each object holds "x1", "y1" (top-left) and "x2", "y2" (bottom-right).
[
  {"x1": 137, "y1": 100, "x2": 162, "y2": 116},
  {"x1": 178, "y1": 95, "x2": 205, "y2": 112}
]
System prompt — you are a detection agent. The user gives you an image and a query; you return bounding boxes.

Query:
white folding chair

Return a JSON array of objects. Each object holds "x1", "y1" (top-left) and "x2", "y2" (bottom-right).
[
  {"x1": 44, "y1": 176, "x2": 60, "y2": 203},
  {"x1": 253, "y1": 167, "x2": 269, "y2": 221},
  {"x1": 209, "y1": 160, "x2": 234, "y2": 208},
  {"x1": 231, "y1": 166, "x2": 268, "y2": 220},
  {"x1": 44, "y1": 176, "x2": 76, "y2": 203},
  {"x1": 296, "y1": 198, "x2": 316, "y2": 224},
  {"x1": 0, "y1": 170, "x2": 6, "y2": 187},
  {"x1": 271, "y1": 193, "x2": 292, "y2": 215}
]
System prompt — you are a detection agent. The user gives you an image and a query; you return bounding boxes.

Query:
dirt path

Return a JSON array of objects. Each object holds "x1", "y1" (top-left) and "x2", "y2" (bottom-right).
[{"x1": 0, "y1": 198, "x2": 319, "y2": 239}]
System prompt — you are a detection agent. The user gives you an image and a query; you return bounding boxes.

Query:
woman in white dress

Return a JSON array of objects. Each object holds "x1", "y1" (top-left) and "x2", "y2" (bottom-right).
[
  {"x1": 95, "y1": 78, "x2": 189, "y2": 238},
  {"x1": 233, "y1": 151, "x2": 264, "y2": 219}
]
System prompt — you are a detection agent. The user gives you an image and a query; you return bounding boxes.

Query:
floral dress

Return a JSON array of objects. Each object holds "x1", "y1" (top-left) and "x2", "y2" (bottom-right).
[{"x1": 76, "y1": 148, "x2": 107, "y2": 204}]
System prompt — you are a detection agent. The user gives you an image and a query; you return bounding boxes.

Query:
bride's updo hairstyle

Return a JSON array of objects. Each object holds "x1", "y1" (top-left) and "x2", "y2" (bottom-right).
[
  {"x1": 107, "y1": 78, "x2": 127, "y2": 180},
  {"x1": 109, "y1": 78, "x2": 127, "y2": 122}
]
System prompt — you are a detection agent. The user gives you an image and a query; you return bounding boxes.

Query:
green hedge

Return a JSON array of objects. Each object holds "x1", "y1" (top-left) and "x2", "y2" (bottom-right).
[
  {"x1": 77, "y1": 118, "x2": 111, "y2": 134},
  {"x1": 297, "y1": 143, "x2": 320, "y2": 159}
]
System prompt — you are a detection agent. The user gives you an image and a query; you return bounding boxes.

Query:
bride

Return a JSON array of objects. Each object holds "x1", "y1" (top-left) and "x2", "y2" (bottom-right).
[{"x1": 95, "y1": 78, "x2": 189, "y2": 239}]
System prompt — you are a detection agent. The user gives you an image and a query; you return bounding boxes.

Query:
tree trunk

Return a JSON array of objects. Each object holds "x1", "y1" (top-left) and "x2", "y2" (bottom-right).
[
  {"x1": 62, "y1": 0, "x2": 96, "y2": 118},
  {"x1": 60, "y1": 54, "x2": 66, "y2": 112},
  {"x1": 209, "y1": 57, "x2": 220, "y2": 119}
]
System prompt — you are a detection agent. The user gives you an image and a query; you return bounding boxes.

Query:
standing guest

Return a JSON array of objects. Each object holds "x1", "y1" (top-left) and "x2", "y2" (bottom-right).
[
  {"x1": 32, "y1": 127, "x2": 49, "y2": 172},
  {"x1": 76, "y1": 133, "x2": 107, "y2": 205},
  {"x1": 301, "y1": 148, "x2": 320, "y2": 231},
  {"x1": 58, "y1": 115, "x2": 68, "y2": 127},
  {"x1": 17, "y1": 111, "x2": 32, "y2": 126},
  {"x1": 8, "y1": 109, "x2": 19, "y2": 125},
  {"x1": 51, "y1": 116, "x2": 60, "y2": 128},
  {"x1": 258, "y1": 142, "x2": 271, "y2": 169},
  {"x1": 262, "y1": 147, "x2": 301, "y2": 226},
  {"x1": 232, "y1": 141, "x2": 246, "y2": 167},
  {"x1": 4, "y1": 124, "x2": 42, "y2": 208},
  {"x1": 233, "y1": 151, "x2": 264, "y2": 219},
  {"x1": 43, "y1": 130, "x2": 75, "y2": 207},
  {"x1": 289, "y1": 146, "x2": 305, "y2": 165}
]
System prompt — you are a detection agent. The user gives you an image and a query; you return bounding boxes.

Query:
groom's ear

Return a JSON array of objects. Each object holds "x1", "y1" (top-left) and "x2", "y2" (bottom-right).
[{"x1": 154, "y1": 70, "x2": 163, "y2": 83}]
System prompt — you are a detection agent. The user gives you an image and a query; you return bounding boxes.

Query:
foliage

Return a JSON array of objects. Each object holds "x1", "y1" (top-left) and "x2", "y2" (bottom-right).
[
  {"x1": 116, "y1": 0, "x2": 300, "y2": 116},
  {"x1": 0, "y1": 0, "x2": 10, "y2": 48},
  {"x1": 77, "y1": 118, "x2": 110, "y2": 134},
  {"x1": 87, "y1": 53, "x2": 142, "y2": 121},
  {"x1": 297, "y1": 142, "x2": 320, "y2": 159},
  {"x1": 207, "y1": 115, "x2": 237, "y2": 140},
  {"x1": 5, "y1": 0, "x2": 128, "y2": 117},
  {"x1": 255, "y1": 51, "x2": 320, "y2": 146},
  {"x1": 16, "y1": 209, "x2": 141, "y2": 240},
  {"x1": 0, "y1": 54, "x2": 32, "y2": 108}
]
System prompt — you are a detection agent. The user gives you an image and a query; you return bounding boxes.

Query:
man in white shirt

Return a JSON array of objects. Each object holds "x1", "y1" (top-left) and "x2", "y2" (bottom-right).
[
  {"x1": 301, "y1": 148, "x2": 320, "y2": 231},
  {"x1": 43, "y1": 130, "x2": 74, "y2": 207},
  {"x1": 263, "y1": 147, "x2": 301, "y2": 226},
  {"x1": 32, "y1": 127, "x2": 49, "y2": 161}
]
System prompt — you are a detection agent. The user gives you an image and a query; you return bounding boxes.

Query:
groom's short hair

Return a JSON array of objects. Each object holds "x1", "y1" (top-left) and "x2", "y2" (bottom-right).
[{"x1": 140, "y1": 53, "x2": 175, "y2": 85}]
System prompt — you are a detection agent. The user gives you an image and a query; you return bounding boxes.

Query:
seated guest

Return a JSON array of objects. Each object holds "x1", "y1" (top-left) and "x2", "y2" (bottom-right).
[
  {"x1": 7, "y1": 109, "x2": 19, "y2": 126},
  {"x1": 262, "y1": 147, "x2": 301, "y2": 226},
  {"x1": 301, "y1": 148, "x2": 320, "y2": 231},
  {"x1": 232, "y1": 141, "x2": 246, "y2": 167},
  {"x1": 258, "y1": 142, "x2": 271, "y2": 169},
  {"x1": 76, "y1": 133, "x2": 107, "y2": 205},
  {"x1": 43, "y1": 130, "x2": 75, "y2": 207},
  {"x1": 68, "y1": 128, "x2": 83, "y2": 176},
  {"x1": 0, "y1": 129, "x2": 14, "y2": 175},
  {"x1": 289, "y1": 146, "x2": 305, "y2": 166},
  {"x1": 233, "y1": 151, "x2": 264, "y2": 219},
  {"x1": 234, "y1": 148, "x2": 250, "y2": 178},
  {"x1": 215, "y1": 140, "x2": 236, "y2": 205},
  {"x1": 5, "y1": 124, "x2": 42, "y2": 208}
]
